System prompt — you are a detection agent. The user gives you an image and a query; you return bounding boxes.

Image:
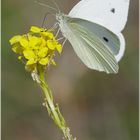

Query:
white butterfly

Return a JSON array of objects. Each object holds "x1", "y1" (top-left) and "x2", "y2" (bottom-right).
[{"x1": 53, "y1": 0, "x2": 130, "y2": 73}]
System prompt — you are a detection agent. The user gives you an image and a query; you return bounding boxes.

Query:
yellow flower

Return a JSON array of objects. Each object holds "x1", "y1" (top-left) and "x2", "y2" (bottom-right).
[
  {"x1": 9, "y1": 26, "x2": 63, "y2": 72},
  {"x1": 47, "y1": 40, "x2": 56, "y2": 50},
  {"x1": 30, "y1": 26, "x2": 54, "y2": 39},
  {"x1": 40, "y1": 38, "x2": 47, "y2": 48},
  {"x1": 23, "y1": 50, "x2": 36, "y2": 59},
  {"x1": 30, "y1": 26, "x2": 41, "y2": 33},
  {"x1": 39, "y1": 57, "x2": 49, "y2": 65},
  {"x1": 12, "y1": 44, "x2": 23, "y2": 54},
  {"x1": 26, "y1": 58, "x2": 37, "y2": 65},
  {"x1": 57, "y1": 45, "x2": 62, "y2": 53},
  {"x1": 41, "y1": 31, "x2": 54, "y2": 39},
  {"x1": 9, "y1": 35, "x2": 22, "y2": 45},
  {"x1": 38, "y1": 47, "x2": 48, "y2": 58},
  {"x1": 29, "y1": 36, "x2": 41, "y2": 47},
  {"x1": 20, "y1": 37, "x2": 29, "y2": 48},
  {"x1": 18, "y1": 56, "x2": 22, "y2": 60}
]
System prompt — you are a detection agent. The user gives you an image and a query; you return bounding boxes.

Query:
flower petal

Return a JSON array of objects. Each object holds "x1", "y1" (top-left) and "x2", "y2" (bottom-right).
[
  {"x1": 30, "y1": 26, "x2": 41, "y2": 33},
  {"x1": 23, "y1": 50, "x2": 36, "y2": 59},
  {"x1": 20, "y1": 38, "x2": 29, "y2": 48},
  {"x1": 9, "y1": 35, "x2": 21, "y2": 45},
  {"x1": 29, "y1": 36, "x2": 40, "y2": 47},
  {"x1": 26, "y1": 58, "x2": 37, "y2": 65},
  {"x1": 18, "y1": 56, "x2": 22, "y2": 60},
  {"x1": 38, "y1": 47, "x2": 48, "y2": 58},
  {"x1": 56, "y1": 44, "x2": 62, "y2": 53},
  {"x1": 40, "y1": 38, "x2": 47, "y2": 47},
  {"x1": 12, "y1": 43, "x2": 23, "y2": 54},
  {"x1": 39, "y1": 57, "x2": 49, "y2": 65},
  {"x1": 47, "y1": 40, "x2": 55, "y2": 50},
  {"x1": 41, "y1": 31, "x2": 54, "y2": 39}
]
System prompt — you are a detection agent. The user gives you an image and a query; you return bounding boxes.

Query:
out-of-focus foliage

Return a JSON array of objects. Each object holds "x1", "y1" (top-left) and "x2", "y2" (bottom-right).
[{"x1": 2, "y1": 0, "x2": 139, "y2": 140}]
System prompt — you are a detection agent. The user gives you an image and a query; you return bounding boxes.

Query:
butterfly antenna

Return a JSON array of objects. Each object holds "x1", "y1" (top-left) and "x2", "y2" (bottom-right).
[
  {"x1": 52, "y1": 0, "x2": 61, "y2": 13},
  {"x1": 35, "y1": 0, "x2": 58, "y2": 13},
  {"x1": 41, "y1": 12, "x2": 49, "y2": 28},
  {"x1": 41, "y1": 12, "x2": 57, "y2": 29}
]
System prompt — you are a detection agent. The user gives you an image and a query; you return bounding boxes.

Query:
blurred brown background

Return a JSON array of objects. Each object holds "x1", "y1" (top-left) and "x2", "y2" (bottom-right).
[{"x1": 2, "y1": 0, "x2": 139, "y2": 140}]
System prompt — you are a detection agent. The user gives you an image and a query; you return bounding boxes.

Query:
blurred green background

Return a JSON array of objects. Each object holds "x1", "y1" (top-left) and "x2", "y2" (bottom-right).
[{"x1": 2, "y1": 0, "x2": 139, "y2": 140}]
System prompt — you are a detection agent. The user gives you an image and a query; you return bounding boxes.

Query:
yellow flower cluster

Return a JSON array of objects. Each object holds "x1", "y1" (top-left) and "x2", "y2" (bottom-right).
[{"x1": 9, "y1": 26, "x2": 62, "y2": 71}]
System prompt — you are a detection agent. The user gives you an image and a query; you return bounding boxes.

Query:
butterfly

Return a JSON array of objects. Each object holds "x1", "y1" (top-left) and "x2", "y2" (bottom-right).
[{"x1": 38, "y1": 0, "x2": 130, "y2": 74}]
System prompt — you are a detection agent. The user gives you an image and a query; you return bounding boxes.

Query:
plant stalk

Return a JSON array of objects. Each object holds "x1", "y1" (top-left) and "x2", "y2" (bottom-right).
[{"x1": 36, "y1": 67, "x2": 76, "y2": 140}]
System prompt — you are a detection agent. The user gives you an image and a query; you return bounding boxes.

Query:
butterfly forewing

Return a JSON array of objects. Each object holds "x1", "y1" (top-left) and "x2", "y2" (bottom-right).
[{"x1": 69, "y1": 0, "x2": 130, "y2": 33}]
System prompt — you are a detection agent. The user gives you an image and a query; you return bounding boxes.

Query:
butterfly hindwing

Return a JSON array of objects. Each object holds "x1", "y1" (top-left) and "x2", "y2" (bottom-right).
[
  {"x1": 69, "y1": 18, "x2": 121, "y2": 56},
  {"x1": 63, "y1": 17, "x2": 119, "y2": 73}
]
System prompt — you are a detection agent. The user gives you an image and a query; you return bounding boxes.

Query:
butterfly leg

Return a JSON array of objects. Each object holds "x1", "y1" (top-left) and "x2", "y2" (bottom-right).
[
  {"x1": 57, "y1": 37, "x2": 65, "y2": 41},
  {"x1": 55, "y1": 28, "x2": 61, "y2": 38},
  {"x1": 56, "y1": 36, "x2": 67, "y2": 48},
  {"x1": 62, "y1": 38, "x2": 67, "y2": 47}
]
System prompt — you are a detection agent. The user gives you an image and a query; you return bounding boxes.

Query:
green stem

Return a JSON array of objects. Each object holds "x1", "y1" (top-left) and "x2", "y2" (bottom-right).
[{"x1": 36, "y1": 67, "x2": 76, "y2": 140}]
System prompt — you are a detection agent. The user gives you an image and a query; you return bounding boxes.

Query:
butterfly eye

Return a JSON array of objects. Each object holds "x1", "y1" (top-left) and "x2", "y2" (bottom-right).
[{"x1": 103, "y1": 37, "x2": 109, "y2": 42}]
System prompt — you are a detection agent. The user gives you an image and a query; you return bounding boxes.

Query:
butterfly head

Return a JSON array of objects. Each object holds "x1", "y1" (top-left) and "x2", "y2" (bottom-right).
[
  {"x1": 56, "y1": 13, "x2": 65, "y2": 22},
  {"x1": 56, "y1": 13, "x2": 70, "y2": 29}
]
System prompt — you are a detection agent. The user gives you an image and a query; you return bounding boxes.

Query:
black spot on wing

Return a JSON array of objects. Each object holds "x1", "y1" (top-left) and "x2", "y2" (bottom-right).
[
  {"x1": 103, "y1": 37, "x2": 109, "y2": 42},
  {"x1": 111, "y1": 8, "x2": 115, "y2": 13}
]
